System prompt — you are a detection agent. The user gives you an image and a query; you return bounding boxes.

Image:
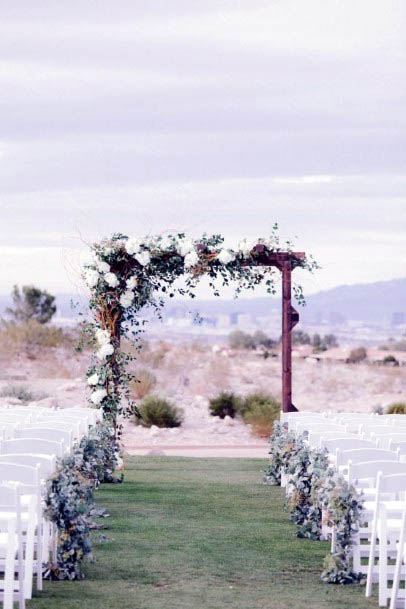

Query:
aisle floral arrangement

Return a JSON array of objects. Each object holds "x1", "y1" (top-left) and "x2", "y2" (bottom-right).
[
  {"x1": 44, "y1": 421, "x2": 121, "y2": 580},
  {"x1": 264, "y1": 422, "x2": 364, "y2": 584}
]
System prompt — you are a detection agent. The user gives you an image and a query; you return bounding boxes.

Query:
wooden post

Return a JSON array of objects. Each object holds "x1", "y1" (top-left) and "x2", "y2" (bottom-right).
[{"x1": 281, "y1": 261, "x2": 299, "y2": 412}]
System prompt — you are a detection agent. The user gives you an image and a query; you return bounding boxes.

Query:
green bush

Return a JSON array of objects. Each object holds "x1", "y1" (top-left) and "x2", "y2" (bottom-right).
[
  {"x1": 208, "y1": 392, "x2": 242, "y2": 418},
  {"x1": 136, "y1": 396, "x2": 183, "y2": 428},
  {"x1": 386, "y1": 402, "x2": 406, "y2": 414},
  {"x1": 240, "y1": 392, "x2": 280, "y2": 437},
  {"x1": 382, "y1": 354, "x2": 399, "y2": 366}
]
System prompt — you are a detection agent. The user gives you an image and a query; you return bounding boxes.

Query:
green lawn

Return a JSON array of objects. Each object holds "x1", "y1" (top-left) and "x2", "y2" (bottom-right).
[{"x1": 29, "y1": 457, "x2": 376, "y2": 609}]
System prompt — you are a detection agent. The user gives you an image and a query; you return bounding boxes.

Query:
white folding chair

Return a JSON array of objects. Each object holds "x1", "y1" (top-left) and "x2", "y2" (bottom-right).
[
  {"x1": 390, "y1": 507, "x2": 406, "y2": 609},
  {"x1": 0, "y1": 485, "x2": 24, "y2": 609},
  {"x1": 16, "y1": 428, "x2": 72, "y2": 454},
  {"x1": 366, "y1": 472, "x2": 406, "y2": 606},
  {"x1": 0, "y1": 439, "x2": 63, "y2": 460}
]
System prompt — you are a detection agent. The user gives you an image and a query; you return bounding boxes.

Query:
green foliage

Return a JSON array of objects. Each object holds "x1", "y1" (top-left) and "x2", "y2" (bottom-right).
[
  {"x1": 386, "y1": 402, "x2": 406, "y2": 414},
  {"x1": 265, "y1": 424, "x2": 364, "y2": 584},
  {"x1": 136, "y1": 396, "x2": 183, "y2": 428},
  {"x1": 228, "y1": 330, "x2": 256, "y2": 350},
  {"x1": 240, "y1": 392, "x2": 280, "y2": 437},
  {"x1": 208, "y1": 392, "x2": 242, "y2": 419},
  {"x1": 292, "y1": 330, "x2": 311, "y2": 345},
  {"x1": 228, "y1": 329, "x2": 275, "y2": 350},
  {"x1": 44, "y1": 421, "x2": 120, "y2": 580},
  {"x1": 6, "y1": 284, "x2": 56, "y2": 324},
  {"x1": 293, "y1": 330, "x2": 338, "y2": 351},
  {"x1": 347, "y1": 346, "x2": 367, "y2": 363},
  {"x1": 320, "y1": 474, "x2": 364, "y2": 584},
  {"x1": 382, "y1": 354, "x2": 399, "y2": 366},
  {"x1": 0, "y1": 383, "x2": 48, "y2": 403}
]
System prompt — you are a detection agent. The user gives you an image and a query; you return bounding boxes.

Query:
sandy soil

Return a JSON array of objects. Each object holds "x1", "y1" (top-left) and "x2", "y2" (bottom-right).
[{"x1": 0, "y1": 341, "x2": 404, "y2": 457}]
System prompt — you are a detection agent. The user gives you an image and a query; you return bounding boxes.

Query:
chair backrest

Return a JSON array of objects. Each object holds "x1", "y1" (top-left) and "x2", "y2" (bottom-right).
[
  {"x1": 1, "y1": 438, "x2": 63, "y2": 458},
  {"x1": 39, "y1": 417, "x2": 83, "y2": 437},
  {"x1": 374, "y1": 434, "x2": 406, "y2": 449},
  {"x1": 0, "y1": 454, "x2": 55, "y2": 478},
  {"x1": 378, "y1": 472, "x2": 406, "y2": 494},
  {"x1": 0, "y1": 484, "x2": 19, "y2": 511},
  {"x1": 348, "y1": 460, "x2": 406, "y2": 484},
  {"x1": 390, "y1": 440, "x2": 406, "y2": 454},
  {"x1": 336, "y1": 447, "x2": 398, "y2": 467},
  {"x1": 360, "y1": 423, "x2": 390, "y2": 436},
  {"x1": 308, "y1": 431, "x2": 354, "y2": 447},
  {"x1": 17, "y1": 427, "x2": 72, "y2": 450},
  {"x1": 322, "y1": 438, "x2": 375, "y2": 452},
  {"x1": 0, "y1": 462, "x2": 39, "y2": 488}
]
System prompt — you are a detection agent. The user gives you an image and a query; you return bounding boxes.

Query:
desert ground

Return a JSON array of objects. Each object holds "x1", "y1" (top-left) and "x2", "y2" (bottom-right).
[{"x1": 0, "y1": 335, "x2": 404, "y2": 457}]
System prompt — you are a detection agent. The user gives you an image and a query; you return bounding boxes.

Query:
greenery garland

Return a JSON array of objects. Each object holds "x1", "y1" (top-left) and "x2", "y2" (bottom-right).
[
  {"x1": 83, "y1": 231, "x2": 317, "y2": 427},
  {"x1": 44, "y1": 421, "x2": 121, "y2": 580},
  {"x1": 265, "y1": 423, "x2": 364, "y2": 583}
]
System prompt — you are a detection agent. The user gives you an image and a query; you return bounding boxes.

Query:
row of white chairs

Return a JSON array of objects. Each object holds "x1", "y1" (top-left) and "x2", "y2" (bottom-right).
[
  {"x1": 0, "y1": 405, "x2": 101, "y2": 609},
  {"x1": 283, "y1": 411, "x2": 406, "y2": 608}
]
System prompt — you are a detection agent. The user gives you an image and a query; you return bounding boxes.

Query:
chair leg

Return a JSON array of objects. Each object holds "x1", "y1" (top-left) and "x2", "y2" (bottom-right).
[
  {"x1": 366, "y1": 519, "x2": 378, "y2": 597},
  {"x1": 390, "y1": 545, "x2": 403, "y2": 609}
]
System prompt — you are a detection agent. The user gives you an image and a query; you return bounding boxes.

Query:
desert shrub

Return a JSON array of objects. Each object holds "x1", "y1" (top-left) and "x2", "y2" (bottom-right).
[
  {"x1": 136, "y1": 396, "x2": 183, "y2": 428},
  {"x1": 241, "y1": 392, "x2": 280, "y2": 437},
  {"x1": 0, "y1": 320, "x2": 72, "y2": 356},
  {"x1": 228, "y1": 330, "x2": 256, "y2": 350},
  {"x1": 386, "y1": 402, "x2": 406, "y2": 414},
  {"x1": 0, "y1": 384, "x2": 48, "y2": 403},
  {"x1": 382, "y1": 354, "x2": 399, "y2": 366},
  {"x1": 208, "y1": 392, "x2": 242, "y2": 418},
  {"x1": 347, "y1": 346, "x2": 367, "y2": 364},
  {"x1": 129, "y1": 368, "x2": 157, "y2": 400}
]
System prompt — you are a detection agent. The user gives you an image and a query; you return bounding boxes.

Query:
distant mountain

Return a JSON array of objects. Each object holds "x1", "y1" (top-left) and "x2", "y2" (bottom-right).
[{"x1": 0, "y1": 277, "x2": 404, "y2": 326}]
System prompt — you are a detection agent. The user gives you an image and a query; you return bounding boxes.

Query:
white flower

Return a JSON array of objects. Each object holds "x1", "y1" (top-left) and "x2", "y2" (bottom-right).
[
  {"x1": 238, "y1": 238, "x2": 256, "y2": 258},
  {"x1": 87, "y1": 373, "x2": 99, "y2": 386},
  {"x1": 126, "y1": 276, "x2": 138, "y2": 289},
  {"x1": 177, "y1": 238, "x2": 195, "y2": 256},
  {"x1": 104, "y1": 272, "x2": 119, "y2": 288},
  {"x1": 90, "y1": 388, "x2": 107, "y2": 405},
  {"x1": 125, "y1": 237, "x2": 142, "y2": 255},
  {"x1": 120, "y1": 291, "x2": 133, "y2": 308},
  {"x1": 96, "y1": 259, "x2": 110, "y2": 273},
  {"x1": 96, "y1": 343, "x2": 114, "y2": 360},
  {"x1": 95, "y1": 328, "x2": 111, "y2": 346},
  {"x1": 217, "y1": 249, "x2": 235, "y2": 265},
  {"x1": 135, "y1": 250, "x2": 151, "y2": 266},
  {"x1": 184, "y1": 250, "x2": 199, "y2": 268},
  {"x1": 84, "y1": 268, "x2": 100, "y2": 288},
  {"x1": 159, "y1": 236, "x2": 174, "y2": 251}
]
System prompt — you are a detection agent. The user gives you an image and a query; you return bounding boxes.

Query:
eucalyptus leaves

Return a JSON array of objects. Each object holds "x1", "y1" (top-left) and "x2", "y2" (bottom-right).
[
  {"x1": 265, "y1": 422, "x2": 364, "y2": 584},
  {"x1": 83, "y1": 231, "x2": 316, "y2": 425},
  {"x1": 44, "y1": 421, "x2": 121, "y2": 580}
]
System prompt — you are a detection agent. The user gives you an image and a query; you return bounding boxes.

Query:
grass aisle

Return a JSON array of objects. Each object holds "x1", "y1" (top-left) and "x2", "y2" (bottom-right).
[{"x1": 30, "y1": 457, "x2": 375, "y2": 609}]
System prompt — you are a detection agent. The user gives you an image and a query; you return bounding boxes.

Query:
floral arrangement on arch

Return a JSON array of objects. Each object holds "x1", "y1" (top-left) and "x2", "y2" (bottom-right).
[{"x1": 82, "y1": 229, "x2": 316, "y2": 426}]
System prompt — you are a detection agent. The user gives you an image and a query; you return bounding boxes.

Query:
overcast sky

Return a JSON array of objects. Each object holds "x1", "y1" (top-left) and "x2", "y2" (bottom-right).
[{"x1": 0, "y1": 1, "x2": 405, "y2": 299}]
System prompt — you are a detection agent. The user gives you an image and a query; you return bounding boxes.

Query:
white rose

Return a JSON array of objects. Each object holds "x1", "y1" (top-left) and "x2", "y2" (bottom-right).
[
  {"x1": 90, "y1": 388, "x2": 107, "y2": 405},
  {"x1": 159, "y1": 236, "x2": 174, "y2": 250},
  {"x1": 84, "y1": 269, "x2": 100, "y2": 288},
  {"x1": 184, "y1": 250, "x2": 199, "y2": 268},
  {"x1": 96, "y1": 343, "x2": 114, "y2": 360},
  {"x1": 104, "y1": 272, "x2": 119, "y2": 288},
  {"x1": 177, "y1": 238, "x2": 195, "y2": 256},
  {"x1": 125, "y1": 237, "x2": 142, "y2": 255},
  {"x1": 96, "y1": 260, "x2": 110, "y2": 273},
  {"x1": 120, "y1": 291, "x2": 133, "y2": 308},
  {"x1": 87, "y1": 373, "x2": 99, "y2": 386},
  {"x1": 238, "y1": 238, "x2": 256, "y2": 258},
  {"x1": 218, "y1": 249, "x2": 235, "y2": 265},
  {"x1": 95, "y1": 328, "x2": 111, "y2": 346},
  {"x1": 135, "y1": 251, "x2": 151, "y2": 266},
  {"x1": 126, "y1": 276, "x2": 138, "y2": 289}
]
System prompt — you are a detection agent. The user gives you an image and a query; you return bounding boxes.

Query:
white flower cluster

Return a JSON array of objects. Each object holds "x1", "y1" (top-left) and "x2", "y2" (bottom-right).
[{"x1": 95, "y1": 328, "x2": 114, "y2": 360}]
